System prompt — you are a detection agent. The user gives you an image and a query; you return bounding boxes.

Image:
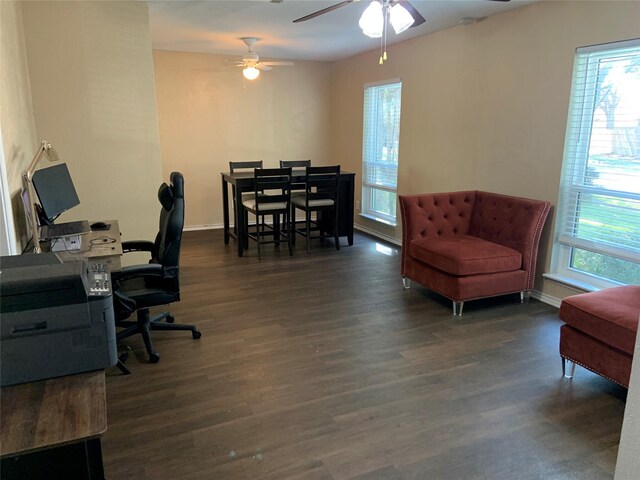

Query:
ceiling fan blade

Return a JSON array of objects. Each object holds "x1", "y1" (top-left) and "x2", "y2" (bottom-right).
[
  {"x1": 261, "y1": 61, "x2": 295, "y2": 66},
  {"x1": 293, "y1": 0, "x2": 356, "y2": 23},
  {"x1": 397, "y1": 0, "x2": 426, "y2": 28},
  {"x1": 256, "y1": 64, "x2": 272, "y2": 71}
]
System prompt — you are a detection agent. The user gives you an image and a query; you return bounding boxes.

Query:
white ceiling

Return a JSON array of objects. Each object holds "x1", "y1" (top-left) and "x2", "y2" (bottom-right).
[{"x1": 148, "y1": 0, "x2": 537, "y2": 62}]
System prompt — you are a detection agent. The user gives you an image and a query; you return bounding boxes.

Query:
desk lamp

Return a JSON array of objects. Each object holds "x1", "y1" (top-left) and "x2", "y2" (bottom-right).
[{"x1": 23, "y1": 140, "x2": 60, "y2": 253}]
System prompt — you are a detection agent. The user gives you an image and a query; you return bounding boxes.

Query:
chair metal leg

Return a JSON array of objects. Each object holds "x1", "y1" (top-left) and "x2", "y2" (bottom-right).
[
  {"x1": 150, "y1": 320, "x2": 202, "y2": 339},
  {"x1": 520, "y1": 291, "x2": 530, "y2": 303},
  {"x1": 562, "y1": 358, "x2": 576, "y2": 379},
  {"x1": 116, "y1": 360, "x2": 131, "y2": 375},
  {"x1": 115, "y1": 345, "x2": 132, "y2": 375},
  {"x1": 139, "y1": 319, "x2": 160, "y2": 363},
  {"x1": 453, "y1": 301, "x2": 464, "y2": 316}
]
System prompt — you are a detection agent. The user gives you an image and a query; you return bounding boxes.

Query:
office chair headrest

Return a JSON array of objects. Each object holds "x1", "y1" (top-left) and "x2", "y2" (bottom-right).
[
  {"x1": 158, "y1": 183, "x2": 174, "y2": 210},
  {"x1": 170, "y1": 171, "x2": 184, "y2": 198}
]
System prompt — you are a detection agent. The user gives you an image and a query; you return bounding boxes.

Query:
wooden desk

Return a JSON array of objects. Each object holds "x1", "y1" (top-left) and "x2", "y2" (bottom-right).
[
  {"x1": 221, "y1": 170, "x2": 355, "y2": 256},
  {"x1": 0, "y1": 370, "x2": 107, "y2": 479},
  {"x1": 53, "y1": 219, "x2": 122, "y2": 271}
]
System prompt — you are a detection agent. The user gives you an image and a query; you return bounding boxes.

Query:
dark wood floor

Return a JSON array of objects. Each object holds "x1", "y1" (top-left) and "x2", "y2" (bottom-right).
[{"x1": 103, "y1": 230, "x2": 626, "y2": 480}]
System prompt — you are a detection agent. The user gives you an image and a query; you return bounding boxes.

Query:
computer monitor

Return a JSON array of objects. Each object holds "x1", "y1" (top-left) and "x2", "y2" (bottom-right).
[{"x1": 31, "y1": 163, "x2": 80, "y2": 223}]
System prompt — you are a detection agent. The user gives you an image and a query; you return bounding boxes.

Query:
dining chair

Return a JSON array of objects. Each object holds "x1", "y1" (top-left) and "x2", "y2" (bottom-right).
[
  {"x1": 242, "y1": 167, "x2": 293, "y2": 259},
  {"x1": 280, "y1": 160, "x2": 311, "y2": 231},
  {"x1": 279, "y1": 159, "x2": 311, "y2": 194},
  {"x1": 292, "y1": 165, "x2": 341, "y2": 253},
  {"x1": 229, "y1": 161, "x2": 263, "y2": 241},
  {"x1": 279, "y1": 160, "x2": 311, "y2": 168}
]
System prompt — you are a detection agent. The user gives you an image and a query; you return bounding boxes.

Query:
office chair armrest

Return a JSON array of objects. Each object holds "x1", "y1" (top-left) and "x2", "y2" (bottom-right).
[
  {"x1": 122, "y1": 240, "x2": 154, "y2": 253},
  {"x1": 111, "y1": 263, "x2": 163, "y2": 283},
  {"x1": 163, "y1": 266, "x2": 179, "y2": 279}
]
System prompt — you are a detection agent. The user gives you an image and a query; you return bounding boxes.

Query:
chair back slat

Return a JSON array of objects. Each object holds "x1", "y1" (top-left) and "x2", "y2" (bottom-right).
[
  {"x1": 305, "y1": 166, "x2": 340, "y2": 202},
  {"x1": 280, "y1": 160, "x2": 311, "y2": 168},
  {"x1": 254, "y1": 168, "x2": 292, "y2": 202},
  {"x1": 230, "y1": 160, "x2": 263, "y2": 173}
]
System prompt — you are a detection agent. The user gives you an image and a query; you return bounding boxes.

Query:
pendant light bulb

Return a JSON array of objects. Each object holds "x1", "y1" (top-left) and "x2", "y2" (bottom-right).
[
  {"x1": 243, "y1": 66, "x2": 260, "y2": 80},
  {"x1": 389, "y1": 3, "x2": 415, "y2": 34},
  {"x1": 359, "y1": 1, "x2": 384, "y2": 38}
]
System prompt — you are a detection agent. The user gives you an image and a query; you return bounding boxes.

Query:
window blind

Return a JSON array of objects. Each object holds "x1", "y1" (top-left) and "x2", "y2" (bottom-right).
[
  {"x1": 362, "y1": 81, "x2": 402, "y2": 193},
  {"x1": 557, "y1": 39, "x2": 640, "y2": 265}
]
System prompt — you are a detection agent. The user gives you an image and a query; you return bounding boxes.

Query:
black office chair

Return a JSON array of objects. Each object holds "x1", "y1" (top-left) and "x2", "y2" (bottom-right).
[
  {"x1": 292, "y1": 165, "x2": 341, "y2": 253},
  {"x1": 113, "y1": 172, "x2": 201, "y2": 364},
  {"x1": 242, "y1": 167, "x2": 293, "y2": 259}
]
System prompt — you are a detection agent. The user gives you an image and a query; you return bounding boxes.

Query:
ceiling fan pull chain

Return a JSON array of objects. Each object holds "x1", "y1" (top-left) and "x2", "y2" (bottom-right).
[
  {"x1": 384, "y1": 5, "x2": 388, "y2": 61},
  {"x1": 379, "y1": 4, "x2": 386, "y2": 65}
]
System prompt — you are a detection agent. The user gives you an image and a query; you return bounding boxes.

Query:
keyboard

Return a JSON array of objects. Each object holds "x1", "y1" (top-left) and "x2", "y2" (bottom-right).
[{"x1": 40, "y1": 220, "x2": 91, "y2": 239}]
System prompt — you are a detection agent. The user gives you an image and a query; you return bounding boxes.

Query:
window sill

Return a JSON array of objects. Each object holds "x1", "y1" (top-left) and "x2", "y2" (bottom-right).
[
  {"x1": 543, "y1": 272, "x2": 624, "y2": 292},
  {"x1": 358, "y1": 213, "x2": 396, "y2": 227}
]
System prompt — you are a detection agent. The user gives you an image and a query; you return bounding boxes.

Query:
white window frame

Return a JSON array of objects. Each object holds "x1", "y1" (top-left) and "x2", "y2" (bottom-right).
[
  {"x1": 549, "y1": 39, "x2": 640, "y2": 290},
  {"x1": 361, "y1": 79, "x2": 402, "y2": 226}
]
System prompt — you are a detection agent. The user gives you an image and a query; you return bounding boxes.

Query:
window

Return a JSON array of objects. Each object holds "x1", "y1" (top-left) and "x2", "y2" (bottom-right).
[
  {"x1": 551, "y1": 39, "x2": 640, "y2": 288},
  {"x1": 362, "y1": 80, "x2": 402, "y2": 225}
]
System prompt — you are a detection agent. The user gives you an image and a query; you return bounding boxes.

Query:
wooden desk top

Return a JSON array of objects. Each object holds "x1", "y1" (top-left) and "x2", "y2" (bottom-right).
[
  {"x1": 54, "y1": 219, "x2": 122, "y2": 271},
  {"x1": 0, "y1": 370, "x2": 107, "y2": 458}
]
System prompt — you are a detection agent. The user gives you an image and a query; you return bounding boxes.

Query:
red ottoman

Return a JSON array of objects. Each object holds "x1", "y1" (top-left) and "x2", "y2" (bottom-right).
[{"x1": 559, "y1": 286, "x2": 640, "y2": 387}]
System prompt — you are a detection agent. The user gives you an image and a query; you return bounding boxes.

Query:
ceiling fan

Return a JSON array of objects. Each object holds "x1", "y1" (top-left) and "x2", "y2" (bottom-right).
[
  {"x1": 293, "y1": 0, "x2": 511, "y2": 64},
  {"x1": 228, "y1": 37, "x2": 294, "y2": 80},
  {"x1": 293, "y1": 0, "x2": 512, "y2": 25}
]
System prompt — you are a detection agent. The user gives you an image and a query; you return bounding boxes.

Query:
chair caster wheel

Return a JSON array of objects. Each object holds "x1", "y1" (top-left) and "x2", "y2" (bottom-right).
[
  {"x1": 166, "y1": 315, "x2": 175, "y2": 324},
  {"x1": 192, "y1": 330, "x2": 202, "y2": 340},
  {"x1": 149, "y1": 353, "x2": 160, "y2": 363}
]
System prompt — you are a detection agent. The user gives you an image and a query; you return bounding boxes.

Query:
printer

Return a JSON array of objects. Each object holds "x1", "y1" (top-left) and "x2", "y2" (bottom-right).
[{"x1": 1, "y1": 253, "x2": 117, "y2": 386}]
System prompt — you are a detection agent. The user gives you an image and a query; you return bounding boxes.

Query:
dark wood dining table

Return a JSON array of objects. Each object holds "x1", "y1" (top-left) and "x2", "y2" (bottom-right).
[{"x1": 221, "y1": 169, "x2": 355, "y2": 256}]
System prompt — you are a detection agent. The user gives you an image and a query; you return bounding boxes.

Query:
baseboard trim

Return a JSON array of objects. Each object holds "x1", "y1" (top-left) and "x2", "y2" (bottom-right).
[
  {"x1": 530, "y1": 289, "x2": 561, "y2": 308},
  {"x1": 184, "y1": 216, "x2": 311, "y2": 233},
  {"x1": 354, "y1": 224, "x2": 401, "y2": 246},
  {"x1": 184, "y1": 224, "x2": 222, "y2": 232}
]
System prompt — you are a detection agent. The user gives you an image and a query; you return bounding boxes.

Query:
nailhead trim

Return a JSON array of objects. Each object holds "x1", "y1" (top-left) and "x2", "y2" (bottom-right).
[{"x1": 560, "y1": 355, "x2": 628, "y2": 388}]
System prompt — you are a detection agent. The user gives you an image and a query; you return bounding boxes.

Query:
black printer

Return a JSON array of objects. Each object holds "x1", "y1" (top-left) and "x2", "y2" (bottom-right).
[{"x1": 0, "y1": 253, "x2": 117, "y2": 386}]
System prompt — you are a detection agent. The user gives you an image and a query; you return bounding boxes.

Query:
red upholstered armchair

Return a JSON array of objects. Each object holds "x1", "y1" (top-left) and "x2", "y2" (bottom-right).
[{"x1": 399, "y1": 191, "x2": 551, "y2": 315}]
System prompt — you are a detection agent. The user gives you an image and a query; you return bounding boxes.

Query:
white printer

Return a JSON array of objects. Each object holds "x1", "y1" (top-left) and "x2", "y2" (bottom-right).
[{"x1": 0, "y1": 253, "x2": 117, "y2": 386}]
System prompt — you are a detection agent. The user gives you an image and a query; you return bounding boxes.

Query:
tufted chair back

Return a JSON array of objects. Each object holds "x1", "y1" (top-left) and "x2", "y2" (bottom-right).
[{"x1": 399, "y1": 191, "x2": 476, "y2": 243}]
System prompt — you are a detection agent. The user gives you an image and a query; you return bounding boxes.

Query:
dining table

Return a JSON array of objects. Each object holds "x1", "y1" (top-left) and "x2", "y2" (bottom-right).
[{"x1": 221, "y1": 169, "x2": 355, "y2": 256}]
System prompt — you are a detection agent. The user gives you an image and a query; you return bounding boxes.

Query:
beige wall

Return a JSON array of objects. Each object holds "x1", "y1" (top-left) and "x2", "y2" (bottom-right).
[
  {"x1": 0, "y1": 1, "x2": 38, "y2": 248},
  {"x1": 153, "y1": 50, "x2": 333, "y2": 228},
  {"x1": 19, "y1": 1, "x2": 163, "y2": 242},
  {"x1": 331, "y1": 0, "x2": 640, "y2": 300}
]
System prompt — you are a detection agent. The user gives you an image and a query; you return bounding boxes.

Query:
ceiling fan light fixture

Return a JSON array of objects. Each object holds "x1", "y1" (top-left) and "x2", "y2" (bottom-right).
[
  {"x1": 359, "y1": 1, "x2": 384, "y2": 38},
  {"x1": 389, "y1": 3, "x2": 415, "y2": 34},
  {"x1": 243, "y1": 66, "x2": 260, "y2": 80}
]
